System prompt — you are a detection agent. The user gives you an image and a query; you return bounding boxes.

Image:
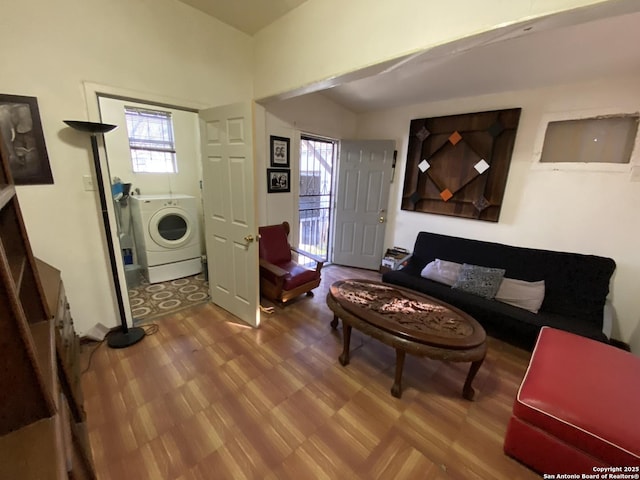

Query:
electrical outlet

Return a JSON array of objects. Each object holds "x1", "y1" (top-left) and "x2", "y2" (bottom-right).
[
  {"x1": 83, "y1": 175, "x2": 95, "y2": 191},
  {"x1": 630, "y1": 166, "x2": 640, "y2": 182}
]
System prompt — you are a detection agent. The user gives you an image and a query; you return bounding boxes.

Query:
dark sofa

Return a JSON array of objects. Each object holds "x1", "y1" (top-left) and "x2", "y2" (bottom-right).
[{"x1": 382, "y1": 232, "x2": 616, "y2": 349}]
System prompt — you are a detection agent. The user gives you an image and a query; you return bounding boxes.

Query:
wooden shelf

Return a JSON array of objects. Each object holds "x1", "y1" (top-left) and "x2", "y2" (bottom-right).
[
  {"x1": 9, "y1": 254, "x2": 27, "y2": 291},
  {"x1": 0, "y1": 320, "x2": 66, "y2": 479},
  {"x1": 0, "y1": 184, "x2": 14, "y2": 210},
  {"x1": 0, "y1": 119, "x2": 93, "y2": 478},
  {"x1": 0, "y1": 417, "x2": 66, "y2": 480},
  {"x1": 29, "y1": 320, "x2": 58, "y2": 405},
  {"x1": 35, "y1": 259, "x2": 60, "y2": 316}
]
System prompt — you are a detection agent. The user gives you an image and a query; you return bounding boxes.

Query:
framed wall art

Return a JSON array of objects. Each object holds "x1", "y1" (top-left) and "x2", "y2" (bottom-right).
[
  {"x1": 402, "y1": 108, "x2": 521, "y2": 222},
  {"x1": 267, "y1": 168, "x2": 290, "y2": 193},
  {"x1": 0, "y1": 94, "x2": 53, "y2": 185},
  {"x1": 270, "y1": 135, "x2": 290, "y2": 167}
]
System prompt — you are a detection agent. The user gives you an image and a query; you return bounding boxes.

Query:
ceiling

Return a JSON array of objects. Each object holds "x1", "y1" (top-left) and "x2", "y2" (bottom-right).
[
  {"x1": 178, "y1": 0, "x2": 640, "y2": 113},
  {"x1": 178, "y1": 0, "x2": 308, "y2": 35},
  {"x1": 321, "y1": 10, "x2": 640, "y2": 112}
]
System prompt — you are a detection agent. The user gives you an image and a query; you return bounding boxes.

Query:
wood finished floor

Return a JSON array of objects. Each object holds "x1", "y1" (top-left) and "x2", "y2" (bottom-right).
[{"x1": 81, "y1": 265, "x2": 539, "y2": 480}]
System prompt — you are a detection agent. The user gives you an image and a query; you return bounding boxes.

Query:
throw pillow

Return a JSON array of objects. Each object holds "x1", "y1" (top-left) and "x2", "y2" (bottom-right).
[
  {"x1": 420, "y1": 259, "x2": 462, "y2": 286},
  {"x1": 495, "y1": 278, "x2": 546, "y2": 313},
  {"x1": 452, "y1": 264, "x2": 506, "y2": 299}
]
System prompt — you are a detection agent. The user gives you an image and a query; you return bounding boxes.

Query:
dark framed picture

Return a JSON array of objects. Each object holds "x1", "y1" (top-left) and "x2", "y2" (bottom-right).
[
  {"x1": 0, "y1": 94, "x2": 53, "y2": 185},
  {"x1": 267, "y1": 168, "x2": 290, "y2": 193},
  {"x1": 270, "y1": 135, "x2": 290, "y2": 167}
]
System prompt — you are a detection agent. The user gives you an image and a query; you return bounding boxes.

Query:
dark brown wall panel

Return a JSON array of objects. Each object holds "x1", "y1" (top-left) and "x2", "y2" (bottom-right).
[{"x1": 402, "y1": 108, "x2": 521, "y2": 222}]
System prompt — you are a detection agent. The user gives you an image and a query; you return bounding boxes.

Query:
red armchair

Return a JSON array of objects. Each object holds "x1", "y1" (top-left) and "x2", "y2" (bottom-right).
[{"x1": 258, "y1": 221, "x2": 324, "y2": 304}]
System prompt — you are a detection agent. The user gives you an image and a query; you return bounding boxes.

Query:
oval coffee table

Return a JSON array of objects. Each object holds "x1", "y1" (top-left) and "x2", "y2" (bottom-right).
[{"x1": 327, "y1": 279, "x2": 487, "y2": 399}]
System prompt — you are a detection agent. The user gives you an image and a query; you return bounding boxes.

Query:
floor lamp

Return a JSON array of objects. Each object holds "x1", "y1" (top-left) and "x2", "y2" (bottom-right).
[{"x1": 64, "y1": 120, "x2": 145, "y2": 349}]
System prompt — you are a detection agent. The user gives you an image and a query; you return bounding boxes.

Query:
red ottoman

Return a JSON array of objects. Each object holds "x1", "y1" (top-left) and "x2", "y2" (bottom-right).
[{"x1": 504, "y1": 327, "x2": 640, "y2": 474}]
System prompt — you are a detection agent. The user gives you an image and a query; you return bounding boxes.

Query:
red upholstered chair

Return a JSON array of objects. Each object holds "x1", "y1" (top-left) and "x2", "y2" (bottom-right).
[
  {"x1": 504, "y1": 327, "x2": 640, "y2": 474},
  {"x1": 258, "y1": 221, "x2": 324, "y2": 304}
]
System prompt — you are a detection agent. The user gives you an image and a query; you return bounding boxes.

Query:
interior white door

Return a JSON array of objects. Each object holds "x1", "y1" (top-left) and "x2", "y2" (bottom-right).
[
  {"x1": 200, "y1": 102, "x2": 260, "y2": 327},
  {"x1": 333, "y1": 140, "x2": 395, "y2": 270}
]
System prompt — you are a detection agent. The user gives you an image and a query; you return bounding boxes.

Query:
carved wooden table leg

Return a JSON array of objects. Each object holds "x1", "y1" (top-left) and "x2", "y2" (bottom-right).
[
  {"x1": 326, "y1": 280, "x2": 487, "y2": 401},
  {"x1": 462, "y1": 356, "x2": 485, "y2": 401},
  {"x1": 339, "y1": 323, "x2": 352, "y2": 366},
  {"x1": 391, "y1": 349, "x2": 406, "y2": 398}
]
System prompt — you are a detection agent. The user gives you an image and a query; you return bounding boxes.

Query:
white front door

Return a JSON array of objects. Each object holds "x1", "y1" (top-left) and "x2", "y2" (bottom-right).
[
  {"x1": 333, "y1": 140, "x2": 395, "y2": 270},
  {"x1": 200, "y1": 102, "x2": 260, "y2": 327}
]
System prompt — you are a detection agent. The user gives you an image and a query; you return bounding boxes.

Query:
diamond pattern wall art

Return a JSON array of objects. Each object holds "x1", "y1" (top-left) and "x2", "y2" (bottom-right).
[{"x1": 402, "y1": 108, "x2": 521, "y2": 222}]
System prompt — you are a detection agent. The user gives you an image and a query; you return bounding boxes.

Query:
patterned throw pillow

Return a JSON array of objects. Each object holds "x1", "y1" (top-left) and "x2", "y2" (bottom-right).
[{"x1": 452, "y1": 264, "x2": 506, "y2": 299}]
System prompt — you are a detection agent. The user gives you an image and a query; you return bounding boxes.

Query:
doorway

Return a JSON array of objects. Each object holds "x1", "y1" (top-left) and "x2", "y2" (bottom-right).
[
  {"x1": 97, "y1": 95, "x2": 209, "y2": 321},
  {"x1": 298, "y1": 135, "x2": 336, "y2": 266}
]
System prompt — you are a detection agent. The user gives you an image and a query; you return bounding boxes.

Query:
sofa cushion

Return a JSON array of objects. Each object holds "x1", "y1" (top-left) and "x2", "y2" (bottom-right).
[
  {"x1": 406, "y1": 232, "x2": 615, "y2": 328},
  {"x1": 452, "y1": 263, "x2": 505, "y2": 299},
  {"x1": 420, "y1": 259, "x2": 461, "y2": 285},
  {"x1": 280, "y1": 262, "x2": 319, "y2": 290},
  {"x1": 496, "y1": 278, "x2": 545, "y2": 314},
  {"x1": 381, "y1": 269, "x2": 609, "y2": 346},
  {"x1": 259, "y1": 261, "x2": 319, "y2": 291}
]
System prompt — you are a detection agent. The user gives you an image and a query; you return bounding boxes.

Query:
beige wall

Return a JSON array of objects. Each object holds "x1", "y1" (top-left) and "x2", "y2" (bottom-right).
[
  {"x1": 1, "y1": 0, "x2": 253, "y2": 334},
  {"x1": 356, "y1": 75, "x2": 640, "y2": 352},
  {"x1": 253, "y1": 0, "x2": 619, "y2": 100}
]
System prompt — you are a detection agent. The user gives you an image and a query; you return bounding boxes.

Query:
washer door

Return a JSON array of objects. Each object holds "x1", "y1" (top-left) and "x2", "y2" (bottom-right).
[{"x1": 148, "y1": 207, "x2": 195, "y2": 249}]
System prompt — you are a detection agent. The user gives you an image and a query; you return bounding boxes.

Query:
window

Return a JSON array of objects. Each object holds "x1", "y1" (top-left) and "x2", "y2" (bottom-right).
[
  {"x1": 540, "y1": 114, "x2": 639, "y2": 164},
  {"x1": 124, "y1": 107, "x2": 177, "y2": 173}
]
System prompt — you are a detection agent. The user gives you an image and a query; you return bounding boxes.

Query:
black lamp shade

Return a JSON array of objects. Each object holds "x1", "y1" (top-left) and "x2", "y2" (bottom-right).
[{"x1": 64, "y1": 120, "x2": 117, "y2": 134}]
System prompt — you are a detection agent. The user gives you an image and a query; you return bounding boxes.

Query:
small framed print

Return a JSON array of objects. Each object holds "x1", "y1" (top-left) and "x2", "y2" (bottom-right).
[
  {"x1": 267, "y1": 168, "x2": 290, "y2": 193},
  {"x1": 270, "y1": 135, "x2": 290, "y2": 167},
  {"x1": 0, "y1": 94, "x2": 53, "y2": 185}
]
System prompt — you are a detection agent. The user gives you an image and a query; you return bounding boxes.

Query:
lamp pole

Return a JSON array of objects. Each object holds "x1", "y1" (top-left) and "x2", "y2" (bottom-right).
[{"x1": 64, "y1": 120, "x2": 145, "y2": 348}]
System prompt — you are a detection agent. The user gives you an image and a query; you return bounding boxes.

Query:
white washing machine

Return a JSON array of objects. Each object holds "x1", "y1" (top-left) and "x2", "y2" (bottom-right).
[{"x1": 129, "y1": 194, "x2": 202, "y2": 283}]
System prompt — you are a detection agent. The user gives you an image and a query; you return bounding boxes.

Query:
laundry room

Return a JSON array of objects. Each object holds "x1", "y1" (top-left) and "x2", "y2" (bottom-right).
[{"x1": 98, "y1": 96, "x2": 208, "y2": 320}]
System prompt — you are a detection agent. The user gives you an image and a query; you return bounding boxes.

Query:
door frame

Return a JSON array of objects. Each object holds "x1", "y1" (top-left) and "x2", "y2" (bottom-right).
[{"x1": 83, "y1": 82, "x2": 212, "y2": 326}]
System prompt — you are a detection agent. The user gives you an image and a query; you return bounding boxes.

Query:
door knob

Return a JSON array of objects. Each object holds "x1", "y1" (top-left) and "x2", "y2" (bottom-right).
[
  {"x1": 244, "y1": 234, "x2": 255, "y2": 243},
  {"x1": 379, "y1": 216, "x2": 385, "y2": 223}
]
